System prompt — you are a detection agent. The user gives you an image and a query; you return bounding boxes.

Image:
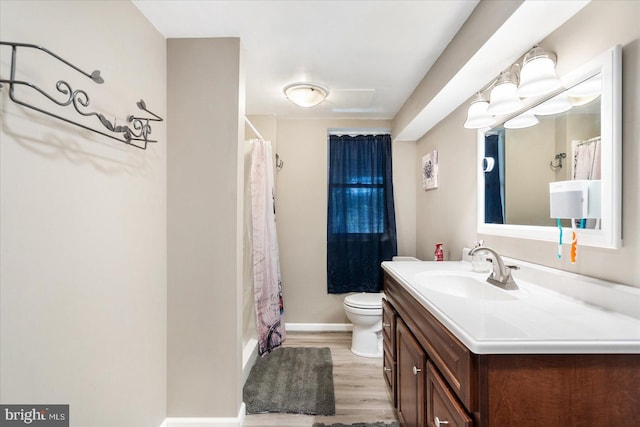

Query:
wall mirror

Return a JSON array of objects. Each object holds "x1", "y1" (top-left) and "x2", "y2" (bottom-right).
[{"x1": 477, "y1": 45, "x2": 621, "y2": 249}]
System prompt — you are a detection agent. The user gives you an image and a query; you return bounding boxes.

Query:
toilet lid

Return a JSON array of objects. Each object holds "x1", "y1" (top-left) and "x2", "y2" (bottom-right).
[{"x1": 344, "y1": 292, "x2": 385, "y2": 309}]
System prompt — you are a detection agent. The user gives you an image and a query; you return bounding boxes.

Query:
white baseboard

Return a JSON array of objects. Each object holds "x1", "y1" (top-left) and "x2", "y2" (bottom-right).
[
  {"x1": 163, "y1": 403, "x2": 246, "y2": 427},
  {"x1": 285, "y1": 323, "x2": 352, "y2": 332},
  {"x1": 242, "y1": 338, "x2": 258, "y2": 386}
]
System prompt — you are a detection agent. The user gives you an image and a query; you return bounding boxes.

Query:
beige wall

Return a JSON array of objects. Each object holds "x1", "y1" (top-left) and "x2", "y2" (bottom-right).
[
  {"x1": 505, "y1": 120, "x2": 557, "y2": 227},
  {"x1": 167, "y1": 38, "x2": 244, "y2": 417},
  {"x1": 416, "y1": 0, "x2": 640, "y2": 286},
  {"x1": 393, "y1": 140, "x2": 418, "y2": 257},
  {"x1": 276, "y1": 119, "x2": 415, "y2": 324},
  {"x1": 0, "y1": 2, "x2": 167, "y2": 427},
  {"x1": 416, "y1": 104, "x2": 478, "y2": 262}
]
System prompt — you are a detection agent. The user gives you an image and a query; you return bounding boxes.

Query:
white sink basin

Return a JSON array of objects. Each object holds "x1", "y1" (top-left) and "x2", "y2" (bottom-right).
[{"x1": 414, "y1": 271, "x2": 518, "y2": 301}]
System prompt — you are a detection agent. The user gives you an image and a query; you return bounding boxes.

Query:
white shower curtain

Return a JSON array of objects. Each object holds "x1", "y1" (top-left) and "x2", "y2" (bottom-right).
[{"x1": 250, "y1": 139, "x2": 285, "y2": 355}]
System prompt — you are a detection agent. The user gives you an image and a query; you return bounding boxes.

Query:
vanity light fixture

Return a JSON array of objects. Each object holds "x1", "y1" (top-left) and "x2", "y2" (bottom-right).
[
  {"x1": 464, "y1": 45, "x2": 563, "y2": 129},
  {"x1": 463, "y1": 93, "x2": 495, "y2": 129},
  {"x1": 517, "y1": 46, "x2": 563, "y2": 98},
  {"x1": 486, "y1": 69, "x2": 523, "y2": 115},
  {"x1": 283, "y1": 82, "x2": 329, "y2": 108}
]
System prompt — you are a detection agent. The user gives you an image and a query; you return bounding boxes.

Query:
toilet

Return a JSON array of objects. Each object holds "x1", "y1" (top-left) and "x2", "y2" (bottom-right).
[{"x1": 343, "y1": 292, "x2": 385, "y2": 358}]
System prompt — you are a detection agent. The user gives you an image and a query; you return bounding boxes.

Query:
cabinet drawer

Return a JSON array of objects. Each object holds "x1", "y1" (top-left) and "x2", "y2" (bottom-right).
[
  {"x1": 427, "y1": 362, "x2": 472, "y2": 427},
  {"x1": 382, "y1": 298, "x2": 396, "y2": 357},
  {"x1": 419, "y1": 304, "x2": 472, "y2": 404},
  {"x1": 383, "y1": 350, "x2": 397, "y2": 407}
]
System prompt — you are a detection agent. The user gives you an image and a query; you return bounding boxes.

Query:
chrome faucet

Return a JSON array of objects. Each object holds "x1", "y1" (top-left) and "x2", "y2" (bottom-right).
[{"x1": 468, "y1": 246, "x2": 519, "y2": 290}]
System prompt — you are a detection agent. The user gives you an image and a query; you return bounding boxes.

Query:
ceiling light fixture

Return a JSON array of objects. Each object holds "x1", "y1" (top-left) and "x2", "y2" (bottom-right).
[
  {"x1": 283, "y1": 82, "x2": 329, "y2": 108},
  {"x1": 464, "y1": 45, "x2": 564, "y2": 130}
]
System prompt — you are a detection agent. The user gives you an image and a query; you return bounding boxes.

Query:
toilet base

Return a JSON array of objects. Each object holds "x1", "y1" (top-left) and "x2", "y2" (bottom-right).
[{"x1": 350, "y1": 328, "x2": 383, "y2": 358}]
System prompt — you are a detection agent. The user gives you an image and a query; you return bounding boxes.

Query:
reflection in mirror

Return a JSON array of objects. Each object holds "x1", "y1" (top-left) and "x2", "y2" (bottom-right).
[
  {"x1": 477, "y1": 45, "x2": 621, "y2": 249},
  {"x1": 484, "y1": 91, "x2": 601, "y2": 228}
]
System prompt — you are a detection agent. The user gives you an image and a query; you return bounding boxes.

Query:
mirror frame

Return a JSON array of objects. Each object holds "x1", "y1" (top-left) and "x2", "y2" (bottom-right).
[{"x1": 477, "y1": 45, "x2": 622, "y2": 249}]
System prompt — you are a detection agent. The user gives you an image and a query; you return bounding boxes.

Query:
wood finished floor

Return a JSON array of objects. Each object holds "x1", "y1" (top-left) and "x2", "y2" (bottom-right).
[{"x1": 243, "y1": 331, "x2": 398, "y2": 427}]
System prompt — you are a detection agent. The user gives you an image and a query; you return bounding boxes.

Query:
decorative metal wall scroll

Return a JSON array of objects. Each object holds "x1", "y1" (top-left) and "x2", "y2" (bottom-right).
[{"x1": 0, "y1": 42, "x2": 163, "y2": 150}]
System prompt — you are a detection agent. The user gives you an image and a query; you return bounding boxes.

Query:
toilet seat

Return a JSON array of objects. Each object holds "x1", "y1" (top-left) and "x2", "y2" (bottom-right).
[{"x1": 344, "y1": 292, "x2": 385, "y2": 310}]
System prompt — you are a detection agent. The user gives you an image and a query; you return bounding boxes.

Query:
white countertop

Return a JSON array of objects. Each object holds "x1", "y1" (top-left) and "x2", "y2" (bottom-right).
[{"x1": 381, "y1": 259, "x2": 640, "y2": 354}]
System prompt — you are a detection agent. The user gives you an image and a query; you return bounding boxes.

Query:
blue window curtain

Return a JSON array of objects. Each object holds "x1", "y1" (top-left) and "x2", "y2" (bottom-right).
[
  {"x1": 484, "y1": 132, "x2": 505, "y2": 224},
  {"x1": 327, "y1": 134, "x2": 397, "y2": 294}
]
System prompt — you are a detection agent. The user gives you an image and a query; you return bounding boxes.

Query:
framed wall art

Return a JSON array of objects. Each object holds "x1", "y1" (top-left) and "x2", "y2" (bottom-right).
[{"x1": 422, "y1": 149, "x2": 438, "y2": 190}]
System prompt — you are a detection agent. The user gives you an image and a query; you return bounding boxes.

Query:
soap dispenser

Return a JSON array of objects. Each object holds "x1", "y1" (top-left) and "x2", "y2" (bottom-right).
[
  {"x1": 434, "y1": 242, "x2": 444, "y2": 262},
  {"x1": 471, "y1": 240, "x2": 491, "y2": 272}
]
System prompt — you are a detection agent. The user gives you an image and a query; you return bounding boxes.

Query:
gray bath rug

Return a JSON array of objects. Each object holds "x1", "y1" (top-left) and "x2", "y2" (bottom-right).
[
  {"x1": 244, "y1": 346, "x2": 335, "y2": 415},
  {"x1": 312, "y1": 423, "x2": 400, "y2": 427}
]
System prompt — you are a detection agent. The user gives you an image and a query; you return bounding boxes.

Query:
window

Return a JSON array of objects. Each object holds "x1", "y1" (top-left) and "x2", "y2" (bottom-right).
[
  {"x1": 327, "y1": 134, "x2": 397, "y2": 293},
  {"x1": 329, "y1": 180, "x2": 385, "y2": 234}
]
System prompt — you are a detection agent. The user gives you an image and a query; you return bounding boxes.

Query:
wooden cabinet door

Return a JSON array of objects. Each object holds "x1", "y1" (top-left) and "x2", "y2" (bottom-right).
[{"x1": 397, "y1": 319, "x2": 427, "y2": 427}]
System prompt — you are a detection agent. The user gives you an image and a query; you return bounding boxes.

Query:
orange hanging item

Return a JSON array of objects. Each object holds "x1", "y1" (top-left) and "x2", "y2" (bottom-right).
[{"x1": 570, "y1": 230, "x2": 577, "y2": 264}]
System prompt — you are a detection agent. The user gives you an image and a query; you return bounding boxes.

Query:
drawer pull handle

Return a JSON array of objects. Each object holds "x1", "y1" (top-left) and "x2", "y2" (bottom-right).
[
  {"x1": 412, "y1": 366, "x2": 421, "y2": 375},
  {"x1": 383, "y1": 366, "x2": 392, "y2": 372},
  {"x1": 434, "y1": 417, "x2": 449, "y2": 426},
  {"x1": 383, "y1": 322, "x2": 391, "y2": 328}
]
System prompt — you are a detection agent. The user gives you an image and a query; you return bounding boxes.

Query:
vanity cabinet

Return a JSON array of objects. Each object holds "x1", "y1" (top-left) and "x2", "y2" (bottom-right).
[
  {"x1": 382, "y1": 298, "x2": 397, "y2": 407},
  {"x1": 383, "y1": 271, "x2": 640, "y2": 427}
]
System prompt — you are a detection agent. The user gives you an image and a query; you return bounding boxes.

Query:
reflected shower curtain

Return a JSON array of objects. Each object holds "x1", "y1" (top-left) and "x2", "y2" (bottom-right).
[
  {"x1": 572, "y1": 137, "x2": 601, "y2": 180},
  {"x1": 572, "y1": 137, "x2": 601, "y2": 229},
  {"x1": 250, "y1": 139, "x2": 285, "y2": 355}
]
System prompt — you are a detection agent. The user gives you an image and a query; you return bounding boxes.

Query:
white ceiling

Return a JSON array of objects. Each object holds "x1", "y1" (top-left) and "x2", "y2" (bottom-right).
[
  {"x1": 132, "y1": 0, "x2": 591, "y2": 140},
  {"x1": 132, "y1": 0, "x2": 479, "y2": 120}
]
